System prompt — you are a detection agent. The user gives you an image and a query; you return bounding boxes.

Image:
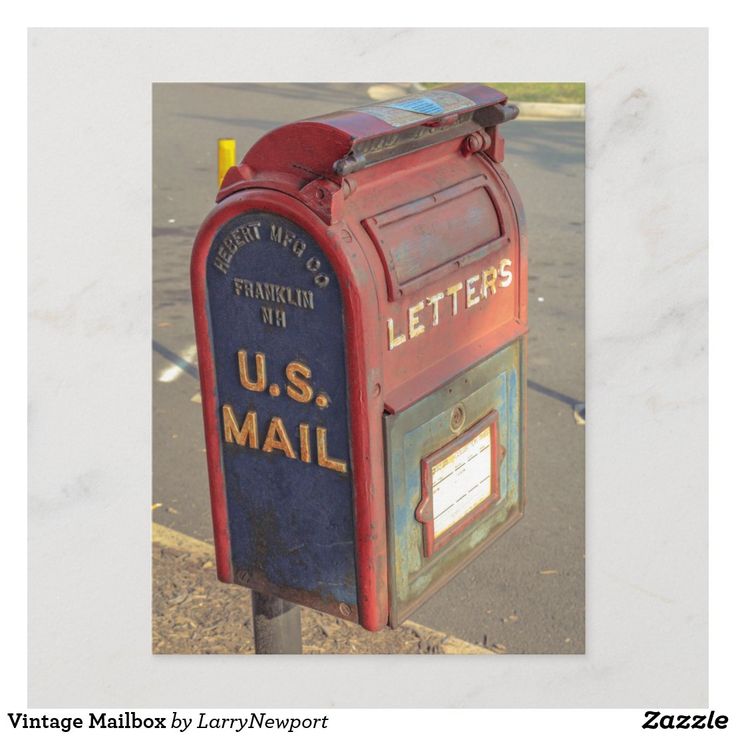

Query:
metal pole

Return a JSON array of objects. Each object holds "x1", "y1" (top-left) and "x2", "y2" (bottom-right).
[{"x1": 251, "y1": 590, "x2": 302, "y2": 654}]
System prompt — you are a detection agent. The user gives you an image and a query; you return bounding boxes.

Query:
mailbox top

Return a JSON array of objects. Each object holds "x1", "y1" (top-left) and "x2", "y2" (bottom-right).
[{"x1": 219, "y1": 84, "x2": 516, "y2": 196}]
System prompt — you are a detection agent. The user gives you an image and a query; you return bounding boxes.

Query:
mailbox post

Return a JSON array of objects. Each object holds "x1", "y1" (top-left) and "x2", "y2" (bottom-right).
[
  {"x1": 191, "y1": 84, "x2": 527, "y2": 643},
  {"x1": 251, "y1": 590, "x2": 302, "y2": 654}
]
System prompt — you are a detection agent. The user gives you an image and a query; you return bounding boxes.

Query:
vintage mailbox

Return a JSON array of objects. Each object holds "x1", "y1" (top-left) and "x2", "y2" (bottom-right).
[{"x1": 191, "y1": 84, "x2": 527, "y2": 632}]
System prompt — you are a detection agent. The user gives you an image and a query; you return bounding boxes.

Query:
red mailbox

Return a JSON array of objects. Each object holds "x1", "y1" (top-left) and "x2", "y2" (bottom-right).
[{"x1": 191, "y1": 84, "x2": 527, "y2": 631}]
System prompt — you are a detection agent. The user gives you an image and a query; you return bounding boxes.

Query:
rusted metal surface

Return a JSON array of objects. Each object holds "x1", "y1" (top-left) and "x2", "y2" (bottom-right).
[
  {"x1": 192, "y1": 192, "x2": 386, "y2": 629},
  {"x1": 191, "y1": 83, "x2": 527, "y2": 632},
  {"x1": 384, "y1": 340, "x2": 525, "y2": 626}
]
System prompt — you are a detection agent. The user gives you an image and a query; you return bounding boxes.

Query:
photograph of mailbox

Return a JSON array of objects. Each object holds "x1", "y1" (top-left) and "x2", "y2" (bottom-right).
[{"x1": 152, "y1": 82, "x2": 585, "y2": 654}]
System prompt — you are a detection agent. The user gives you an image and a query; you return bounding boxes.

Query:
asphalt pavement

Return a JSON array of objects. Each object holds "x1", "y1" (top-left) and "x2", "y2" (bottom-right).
[{"x1": 152, "y1": 83, "x2": 584, "y2": 654}]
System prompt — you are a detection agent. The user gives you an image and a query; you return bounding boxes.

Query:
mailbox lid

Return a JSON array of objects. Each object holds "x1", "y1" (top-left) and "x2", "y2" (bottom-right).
[{"x1": 224, "y1": 84, "x2": 512, "y2": 188}]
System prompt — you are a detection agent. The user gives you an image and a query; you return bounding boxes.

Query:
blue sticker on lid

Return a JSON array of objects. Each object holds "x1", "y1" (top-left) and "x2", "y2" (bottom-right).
[
  {"x1": 387, "y1": 97, "x2": 444, "y2": 116},
  {"x1": 357, "y1": 90, "x2": 475, "y2": 127}
]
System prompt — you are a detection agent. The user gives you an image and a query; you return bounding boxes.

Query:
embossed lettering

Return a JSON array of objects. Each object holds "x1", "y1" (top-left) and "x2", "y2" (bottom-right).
[
  {"x1": 466, "y1": 275, "x2": 481, "y2": 308},
  {"x1": 499, "y1": 258, "x2": 513, "y2": 287},
  {"x1": 222, "y1": 404, "x2": 259, "y2": 448},
  {"x1": 238, "y1": 350, "x2": 267, "y2": 392},
  {"x1": 286, "y1": 361, "x2": 314, "y2": 403},
  {"x1": 234, "y1": 279, "x2": 315, "y2": 310},
  {"x1": 261, "y1": 306, "x2": 287, "y2": 328},
  {"x1": 385, "y1": 256, "x2": 515, "y2": 351},
  {"x1": 387, "y1": 317, "x2": 407, "y2": 350},
  {"x1": 212, "y1": 223, "x2": 261, "y2": 275},
  {"x1": 426, "y1": 292, "x2": 444, "y2": 326},
  {"x1": 269, "y1": 224, "x2": 285, "y2": 243},
  {"x1": 221, "y1": 351, "x2": 348, "y2": 475},
  {"x1": 219, "y1": 410, "x2": 346, "y2": 475},
  {"x1": 270, "y1": 225, "x2": 306, "y2": 257},
  {"x1": 299, "y1": 423, "x2": 311, "y2": 463},
  {"x1": 408, "y1": 301, "x2": 426, "y2": 338},
  {"x1": 316, "y1": 427, "x2": 348, "y2": 474},
  {"x1": 445, "y1": 282, "x2": 463, "y2": 315},
  {"x1": 262, "y1": 416, "x2": 297, "y2": 459},
  {"x1": 213, "y1": 257, "x2": 229, "y2": 275},
  {"x1": 482, "y1": 266, "x2": 497, "y2": 297}
]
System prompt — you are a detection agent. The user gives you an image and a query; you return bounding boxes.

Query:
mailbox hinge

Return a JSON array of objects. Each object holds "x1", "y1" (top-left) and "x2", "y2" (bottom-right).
[{"x1": 333, "y1": 103, "x2": 518, "y2": 175}]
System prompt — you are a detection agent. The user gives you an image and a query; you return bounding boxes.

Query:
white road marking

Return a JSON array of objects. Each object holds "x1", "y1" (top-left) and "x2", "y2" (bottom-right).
[{"x1": 158, "y1": 343, "x2": 198, "y2": 383}]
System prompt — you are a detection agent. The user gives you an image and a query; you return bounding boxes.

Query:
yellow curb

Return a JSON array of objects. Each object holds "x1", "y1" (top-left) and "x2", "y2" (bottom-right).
[
  {"x1": 402, "y1": 620, "x2": 492, "y2": 655},
  {"x1": 153, "y1": 522, "x2": 214, "y2": 557},
  {"x1": 153, "y1": 523, "x2": 492, "y2": 655}
]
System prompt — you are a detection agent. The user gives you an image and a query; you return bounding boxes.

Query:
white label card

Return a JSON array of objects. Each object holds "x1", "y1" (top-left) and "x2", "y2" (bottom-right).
[{"x1": 430, "y1": 427, "x2": 492, "y2": 536}]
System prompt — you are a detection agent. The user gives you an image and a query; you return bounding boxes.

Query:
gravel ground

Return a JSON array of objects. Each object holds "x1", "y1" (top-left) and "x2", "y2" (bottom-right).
[{"x1": 152, "y1": 526, "x2": 492, "y2": 655}]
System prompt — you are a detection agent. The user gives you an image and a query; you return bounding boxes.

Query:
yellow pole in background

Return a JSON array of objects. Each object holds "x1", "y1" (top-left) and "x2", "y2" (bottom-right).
[{"x1": 218, "y1": 138, "x2": 237, "y2": 187}]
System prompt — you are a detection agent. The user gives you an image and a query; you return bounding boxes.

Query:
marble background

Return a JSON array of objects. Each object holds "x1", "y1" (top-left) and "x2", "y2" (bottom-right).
[{"x1": 28, "y1": 28, "x2": 707, "y2": 706}]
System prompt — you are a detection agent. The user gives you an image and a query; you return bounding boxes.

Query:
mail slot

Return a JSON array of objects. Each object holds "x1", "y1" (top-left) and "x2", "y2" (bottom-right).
[{"x1": 191, "y1": 84, "x2": 527, "y2": 631}]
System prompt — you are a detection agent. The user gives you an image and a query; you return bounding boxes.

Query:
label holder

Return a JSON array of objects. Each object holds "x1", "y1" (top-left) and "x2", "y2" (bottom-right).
[{"x1": 415, "y1": 410, "x2": 501, "y2": 558}]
